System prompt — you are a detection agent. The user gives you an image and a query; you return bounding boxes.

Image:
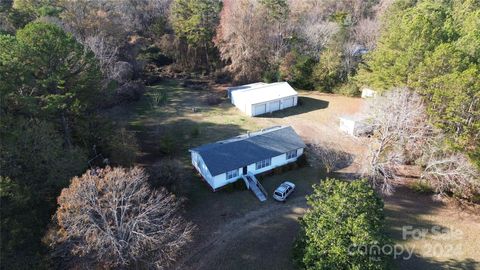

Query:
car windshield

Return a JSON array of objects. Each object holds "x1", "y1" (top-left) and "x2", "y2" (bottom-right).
[{"x1": 274, "y1": 191, "x2": 283, "y2": 197}]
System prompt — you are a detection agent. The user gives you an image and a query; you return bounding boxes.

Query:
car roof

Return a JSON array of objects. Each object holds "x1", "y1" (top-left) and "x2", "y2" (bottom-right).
[{"x1": 275, "y1": 182, "x2": 294, "y2": 193}]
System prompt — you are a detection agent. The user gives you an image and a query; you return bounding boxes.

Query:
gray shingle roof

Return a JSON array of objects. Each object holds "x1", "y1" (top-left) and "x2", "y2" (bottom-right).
[{"x1": 190, "y1": 126, "x2": 305, "y2": 176}]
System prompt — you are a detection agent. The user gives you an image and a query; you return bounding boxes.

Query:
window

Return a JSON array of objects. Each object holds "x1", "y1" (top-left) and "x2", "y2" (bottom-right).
[
  {"x1": 255, "y1": 158, "x2": 271, "y2": 170},
  {"x1": 286, "y1": 149, "x2": 297, "y2": 159},
  {"x1": 226, "y1": 169, "x2": 239, "y2": 179}
]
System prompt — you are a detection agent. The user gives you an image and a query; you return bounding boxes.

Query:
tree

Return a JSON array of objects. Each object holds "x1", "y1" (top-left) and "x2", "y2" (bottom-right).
[
  {"x1": 214, "y1": 0, "x2": 289, "y2": 82},
  {"x1": 170, "y1": 0, "x2": 222, "y2": 70},
  {"x1": 363, "y1": 88, "x2": 432, "y2": 194},
  {"x1": 279, "y1": 51, "x2": 316, "y2": 89},
  {"x1": 421, "y1": 135, "x2": 480, "y2": 200},
  {"x1": 2, "y1": 22, "x2": 102, "y2": 148},
  {"x1": 0, "y1": 117, "x2": 86, "y2": 269},
  {"x1": 0, "y1": 22, "x2": 138, "y2": 269},
  {"x1": 47, "y1": 166, "x2": 194, "y2": 269},
  {"x1": 356, "y1": 0, "x2": 480, "y2": 164},
  {"x1": 306, "y1": 143, "x2": 353, "y2": 173},
  {"x1": 312, "y1": 48, "x2": 343, "y2": 91},
  {"x1": 294, "y1": 178, "x2": 391, "y2": 270}
]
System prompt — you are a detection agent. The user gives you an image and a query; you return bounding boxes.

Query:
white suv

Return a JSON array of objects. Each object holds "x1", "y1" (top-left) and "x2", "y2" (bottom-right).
[{"x1": 273, "y1": 181, "x2": 296, "y2": 202}]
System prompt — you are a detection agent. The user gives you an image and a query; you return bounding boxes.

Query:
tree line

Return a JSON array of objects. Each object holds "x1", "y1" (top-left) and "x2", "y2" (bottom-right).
[{"x1": 1, "y1": 0, "x2": 479, "y2": 269}]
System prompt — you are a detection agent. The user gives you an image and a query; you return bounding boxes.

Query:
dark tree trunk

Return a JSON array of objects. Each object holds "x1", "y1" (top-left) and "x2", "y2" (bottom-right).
[{"x1": 60, "y1": 111, "x2": 72, "y2": 149}]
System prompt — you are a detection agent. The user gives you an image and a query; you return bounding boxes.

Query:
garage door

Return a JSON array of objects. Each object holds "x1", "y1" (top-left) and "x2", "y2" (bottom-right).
[
  {"x1": 253, "y1": 104, "x2": 266, "y2": 115},
  {"x1": 283, "y1": 97, "x2": 294, "y2": 108},
  {"x1": 269, "y1": 101, "x2": 280, "y2": 112}
]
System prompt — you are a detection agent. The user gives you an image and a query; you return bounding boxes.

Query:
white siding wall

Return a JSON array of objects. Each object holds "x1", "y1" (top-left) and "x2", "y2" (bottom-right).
[
  {"x1": 191, "y1": 152, "x2": 214, "y2": 188},
  {"x1": 250, "y1": 95, "x2": 298, "y2": 116},
  {"x1": 208, "y1": 148, "x2": 304, "y2": 190},
  {"x1": 212, "y1": 169, "x2": 243, "y2": 190}
]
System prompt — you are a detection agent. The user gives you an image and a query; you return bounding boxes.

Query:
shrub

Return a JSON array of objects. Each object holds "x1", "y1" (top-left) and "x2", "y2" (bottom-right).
[
  {"x1": 190, "y1": 126, "x2": 200, "y2": 138},
  {"x1": 294, "y1": 179, "x2": 391, "y2": 270},
  {"x1": 334, "y1": 81, "x2": 360, "y2": 97},
  {"x1": 107, "y1": 128, "x2": 138, "y2": 167},
  {"x1": 232, "y1": 179, "x2": 247, "y2": 190},
  {"x1": 214, "y1": 69, "x2": 232, "y2": 84},
  {"x1": 206, "y1": 94, "x2": 222, "y2": 106},
  {"x1": 149, "y1": 159, "x2": 189, "y2": 195},
  {"x1": 159, "y1": 134, "x2": 177, "y2": 155},
  {"x1": 149, "y1": 89, "x2": 168, "y2": 108},
  {"x1": 409, "y1": 180, "x2": 434, "y2": 194}
]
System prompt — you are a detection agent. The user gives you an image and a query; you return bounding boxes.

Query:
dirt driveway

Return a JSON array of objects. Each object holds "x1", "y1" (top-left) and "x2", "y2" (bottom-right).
[{"x1": 172, "y1": 90, "x2": 368, "y2": 270}]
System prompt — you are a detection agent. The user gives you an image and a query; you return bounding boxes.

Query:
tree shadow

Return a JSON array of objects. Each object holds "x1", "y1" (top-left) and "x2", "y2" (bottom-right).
[
  {"x1": 135, "y1": 118, "x2": 249, "y2": 165},
  {"x1": 260, "y1": 97, "x2": 329, "y2": 118},
  {"x1": 398, "y1": 256, "x2": 480, "y2": 270},
  {"x1": 379, "y1": 186, "x2": 480, "y2": 269},
  {"x1": 382, "y1": 186, "x2": 448, "y2": 240}
]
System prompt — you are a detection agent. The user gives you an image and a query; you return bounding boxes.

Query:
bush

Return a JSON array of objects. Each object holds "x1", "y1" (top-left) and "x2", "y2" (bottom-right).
[
  {"x1": 190, "y1": 126, "x2": 200, "y2": 138},
  {"x1": 334, "y1": 81, "x2": 360, "y2": 97},
  {"x1": 409, "y1": 180, "x2": 434, "y2": 194},
  {"x1": 214, "y1": 69, "x2": 232, "y2": 84},
  {"x1": 205, "y1": 94, "x2": 222, "y2": 106},
  {"x1": 115, "y1": 81, "x2": 146, "y2": 102},
  {"x1": 294, "y1": 179, "x2": 391, "y2": 270},
  {"x1": 159, "y1": 134, "x2": 178, "y2": 155},
  {"x1": 149, "y1": 159, "x2": 189, "y2": 195},
  {"x1": 232, "y1": 179, "x2": 247, "y2": 190},
  {"x1": 106, "y1": 128, "x2": 139, "y2": 167}
]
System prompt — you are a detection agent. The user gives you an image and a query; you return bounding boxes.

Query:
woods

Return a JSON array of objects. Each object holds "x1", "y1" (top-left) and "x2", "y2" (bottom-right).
[
  {"x1": 1, "y1": 0, "x2": 479, "y2": 269},
  {"x1": 357, "y1": 0, "x2": 480, "y2": 167}
]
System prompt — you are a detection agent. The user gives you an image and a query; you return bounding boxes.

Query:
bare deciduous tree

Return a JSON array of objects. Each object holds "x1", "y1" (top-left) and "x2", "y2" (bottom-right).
[
  {"x1": 352, "y1": 18, "x2": 379, "y2": 50},
  {"x1": 214, "y1": 0, "x2": 289, "y2": 82},
  {"x1": 307, "y1": 142, "x2": 353, "y2": 173},
  {"x1": 363, "y1": 88, "x2": 432, "y2": 194},
  {"x1": 84, "y1": 33, "x2": 119, "y2": 79},
  {"x1": 297, "y1": 19, "x2": 339, "y2": 58},
  {"x1": 421, "y1": 136, "x2": 480, "y2": 199},
  {"x1": 48, "y1": 166, "x2": 194, "y2": 269}
]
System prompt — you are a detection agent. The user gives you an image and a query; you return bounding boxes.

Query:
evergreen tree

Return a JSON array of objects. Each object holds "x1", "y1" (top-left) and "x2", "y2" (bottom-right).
[
  {"x1": 294, "y1": 179, "x2": 391, "y2": 270},
  {"x1": 356, "y1": 0, "x2": 480, "y2": 165}
]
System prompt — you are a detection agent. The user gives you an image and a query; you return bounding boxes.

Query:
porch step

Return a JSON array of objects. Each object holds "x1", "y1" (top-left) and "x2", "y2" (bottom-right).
[{"x1": 242, "y1": 173, "x2": 267, "y2": 202}]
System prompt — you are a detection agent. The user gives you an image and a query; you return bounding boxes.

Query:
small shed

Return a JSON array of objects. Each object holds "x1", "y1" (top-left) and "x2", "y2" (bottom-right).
[
  {"x1": 339, "y1": 116, "x2": 373, "y2": 136},
  {"x1": 228, "y1": 82, "x2": 298, "y2": 116},
  {"x1": 361, "y1": 88, "x2": 377, "y2": 99}
]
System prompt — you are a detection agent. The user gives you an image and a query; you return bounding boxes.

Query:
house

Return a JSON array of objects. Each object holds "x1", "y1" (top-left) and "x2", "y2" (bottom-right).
[
  {"x1": 361, "y1": 88, "x2": 377, "y2": 98},
  {"x1": 227, "y1": 82, "x2": 298, "y2": 116},
  {"x1": 339, "y1": 115, "x2": 373, "y2": 136},
  {"x1": 189, "y1": 126, "x2": 305, "y2": 192}
]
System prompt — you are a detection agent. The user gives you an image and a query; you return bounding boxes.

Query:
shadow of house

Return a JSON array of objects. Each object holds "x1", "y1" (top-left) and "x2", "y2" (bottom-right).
[{"x1": 260, "y1": 97, "x2": 329, "y2": 118}]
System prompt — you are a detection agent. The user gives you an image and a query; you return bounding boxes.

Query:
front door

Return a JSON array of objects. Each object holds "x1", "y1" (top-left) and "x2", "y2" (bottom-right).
[{"x1": 243, "y1": 166, "x2": 247, "y2": 175}]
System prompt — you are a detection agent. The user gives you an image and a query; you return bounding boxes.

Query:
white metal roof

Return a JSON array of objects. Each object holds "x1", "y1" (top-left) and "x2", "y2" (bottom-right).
[{"x1": 230, "y1": 82, "x2": 297, "y2": 105}]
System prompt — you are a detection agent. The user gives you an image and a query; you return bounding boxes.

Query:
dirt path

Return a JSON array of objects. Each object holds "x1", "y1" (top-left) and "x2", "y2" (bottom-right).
[{"x1": 175, "y1": 197, "x2": 308, "y2": 270}]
